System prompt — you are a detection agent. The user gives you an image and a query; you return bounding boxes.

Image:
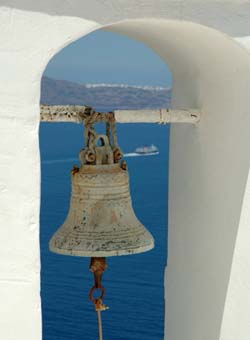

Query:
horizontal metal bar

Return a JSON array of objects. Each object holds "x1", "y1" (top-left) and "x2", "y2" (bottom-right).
[
  {"x1": 115, "y1": 109, "x2": 200, "y2": 124},
  {"x1": 40, "y1": 105, "x2": 200, "y2": 124}
]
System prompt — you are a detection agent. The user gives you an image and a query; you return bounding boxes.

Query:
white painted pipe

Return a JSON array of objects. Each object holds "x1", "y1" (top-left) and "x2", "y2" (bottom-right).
[
  {"x1": 115, "y1": 108, "x2": 200, "y2": 124},
  {"x1": 40, "y1": 105, "x2": 201, "y2": 124}
]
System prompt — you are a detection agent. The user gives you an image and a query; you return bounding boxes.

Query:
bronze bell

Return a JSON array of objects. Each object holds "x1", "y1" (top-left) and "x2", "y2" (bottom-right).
[{"x1": 49, "y1": 113, "x2": 154, "y2": 257}]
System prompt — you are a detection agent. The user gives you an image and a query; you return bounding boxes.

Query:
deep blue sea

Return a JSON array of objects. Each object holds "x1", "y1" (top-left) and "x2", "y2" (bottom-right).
[{"x1": 40, "y1": 122, "x2": 169, "y2": 340}]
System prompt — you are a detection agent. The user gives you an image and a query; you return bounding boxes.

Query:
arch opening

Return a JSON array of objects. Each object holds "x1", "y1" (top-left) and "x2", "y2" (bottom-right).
[{"x1": 40, "y1": 27, "x2": 171, "y2": 340}]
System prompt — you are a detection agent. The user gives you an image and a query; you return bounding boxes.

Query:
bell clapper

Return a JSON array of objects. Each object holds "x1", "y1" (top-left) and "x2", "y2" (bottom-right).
[
  {"x1": 89, "y1": 257, "x2": 109, "y2": 310},
  {"x1": 89, "y1": 257, "x2": 109, "y2": 340}
]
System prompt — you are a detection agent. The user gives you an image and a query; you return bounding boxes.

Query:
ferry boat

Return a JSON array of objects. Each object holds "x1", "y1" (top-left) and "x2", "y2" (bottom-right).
[{"x1": 134, "y1": 144, "x2": 159, "y2": 155}]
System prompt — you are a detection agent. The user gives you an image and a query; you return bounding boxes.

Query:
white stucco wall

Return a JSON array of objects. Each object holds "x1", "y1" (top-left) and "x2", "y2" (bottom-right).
[
  {"x1": 0, "y1": 9, "x2": 100, "y2": 340},
  {"x1": 1, "y1": 2, "x2": 250, "y2": 340},
  {"x1": 108, "y1": 21, "x2": 250, "y2": 340}
]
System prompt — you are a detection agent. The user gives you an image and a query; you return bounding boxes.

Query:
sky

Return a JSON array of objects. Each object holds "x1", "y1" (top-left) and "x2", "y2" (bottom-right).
[{"x1": 44, "y1": 30, "x2": 172, "y2": 88}]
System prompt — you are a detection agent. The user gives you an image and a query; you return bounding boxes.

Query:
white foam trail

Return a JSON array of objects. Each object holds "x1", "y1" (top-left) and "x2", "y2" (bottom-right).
[
  {"x1": 42, "y1": 152, "x2": 159, "y2": 165},
  {"x1": 42, "y1": 158, "x2": 79, "y2": 165},
  {"x1": 124, "y1": 152, "x2": 159, "y2": 157}
]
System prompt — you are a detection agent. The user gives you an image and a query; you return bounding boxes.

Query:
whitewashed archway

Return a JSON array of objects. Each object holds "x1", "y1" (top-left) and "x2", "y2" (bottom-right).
[{"x1": 1, "y1": 7, "x2": 250, "y2": 340}]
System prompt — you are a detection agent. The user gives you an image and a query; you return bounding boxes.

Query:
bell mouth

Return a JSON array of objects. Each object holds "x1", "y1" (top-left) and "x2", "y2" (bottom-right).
[{"x1": 49, "y1": 233, "x2": 155, "y2": 257}]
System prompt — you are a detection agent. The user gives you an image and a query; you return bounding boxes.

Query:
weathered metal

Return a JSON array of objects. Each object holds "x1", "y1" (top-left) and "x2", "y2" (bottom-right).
[
  {"x1": 40, "y1": 104, "x2": 201, "y2": 124},
  {"x1": 49, "y1": 162, "x2": 154, "y2": 256},
  {"x1": 49, "y1": 112, "x2": 154, "y2": 257},
  {"x1": 89, "y1": 257, "x2": 108, "y2": 289},
  {"x1": 40, "y1": 104, "x2": 93, "y2": 123}
]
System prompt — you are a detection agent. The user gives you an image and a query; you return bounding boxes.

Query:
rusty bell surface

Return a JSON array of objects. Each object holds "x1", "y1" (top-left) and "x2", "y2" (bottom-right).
[
  {"x1": 50, "y1": 113, "x2": 154, "y2": 257},
  {"x1": 49, "y1": 161, "x2": 154, "y2": 257}
]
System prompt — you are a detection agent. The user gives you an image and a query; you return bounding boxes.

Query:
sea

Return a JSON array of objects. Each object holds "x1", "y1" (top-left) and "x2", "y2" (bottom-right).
[{"x1": 40, "y1": 122, "x2": 170, "y2": 340}]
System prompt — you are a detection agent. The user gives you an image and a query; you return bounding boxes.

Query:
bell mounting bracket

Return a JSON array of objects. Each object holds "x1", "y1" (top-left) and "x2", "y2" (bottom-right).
[{"x1": 80, "y1": 111, "x2": 123, "y2": 166}]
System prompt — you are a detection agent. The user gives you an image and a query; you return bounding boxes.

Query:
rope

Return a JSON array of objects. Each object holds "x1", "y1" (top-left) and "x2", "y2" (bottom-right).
[{"x1": 97, "y1": 310, "x2": 103, "y2": 340}]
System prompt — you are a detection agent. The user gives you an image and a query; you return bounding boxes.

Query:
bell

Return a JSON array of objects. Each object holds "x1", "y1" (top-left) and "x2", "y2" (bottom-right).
[{"x1": 49, "y1": 114, "x2": 154, "y2": 257}]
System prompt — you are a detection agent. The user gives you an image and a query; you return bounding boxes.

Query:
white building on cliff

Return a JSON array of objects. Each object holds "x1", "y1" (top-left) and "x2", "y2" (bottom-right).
[{"x1": 1, "y1": 1, "x2": 250, "y2": 340}]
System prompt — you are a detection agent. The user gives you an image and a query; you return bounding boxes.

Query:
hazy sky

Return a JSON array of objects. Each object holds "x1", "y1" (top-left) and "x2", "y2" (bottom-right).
[{"x1": 44, "y1": 30, "x2": 172, "y2": 88}]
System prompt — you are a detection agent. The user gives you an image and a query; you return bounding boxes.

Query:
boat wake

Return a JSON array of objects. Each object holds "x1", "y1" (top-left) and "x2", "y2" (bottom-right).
[
  {"x1": 42, "y1": 158, "x2": 79, "y2": 165},
  {"x1": 124, "y1": 152, "x2": 159, "y2": 157},
  {"x1": 42, "y1": 152, "x2": 159, "y2": 165}
]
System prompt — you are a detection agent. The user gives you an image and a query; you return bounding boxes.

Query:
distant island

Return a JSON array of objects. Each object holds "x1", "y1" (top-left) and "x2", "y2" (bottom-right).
[{"x1": 41, "y1": 76, "x2": 171, "y2": 110}]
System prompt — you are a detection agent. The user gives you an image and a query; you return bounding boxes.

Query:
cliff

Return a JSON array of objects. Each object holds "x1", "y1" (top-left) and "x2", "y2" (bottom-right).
[{"x1": 41, "y1": 76, "x2": 171, "y2": 110}]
